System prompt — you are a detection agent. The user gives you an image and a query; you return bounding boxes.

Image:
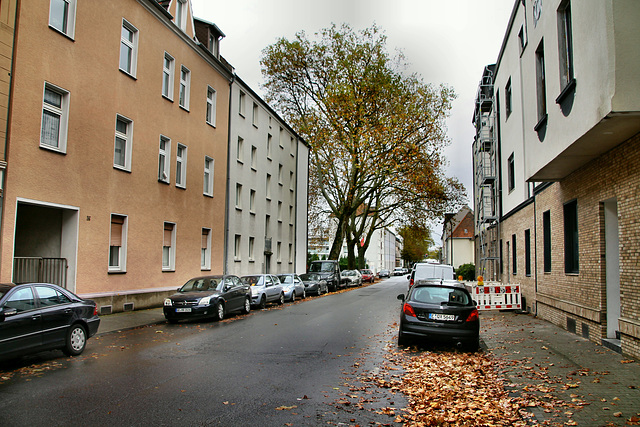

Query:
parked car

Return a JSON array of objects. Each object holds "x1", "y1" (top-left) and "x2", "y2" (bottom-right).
[
  {"x1": 341, "y1": 269, "x2": 363, "y2": 287},
  {"x1": 408, "y1": 262, "x2": 456, "y2": 288},
  {"x1": 164, "y1": 275, "x2": 250, "y2": 323},
  {"x1": 396, "y1": 282, "x2": 479, "y2": 351},
  {"x1": 360, "y1": 269, "x2": 375, "y2": 283},
  {"x1": 241, "y1": 274, "x2": 284, "y2": 308},
  {"x1": 0, "y1": 282, "x2": 100, "y2": 361},
  {"x1": 277, "y1": 274, "x2": 306, "y2": 302},
  {"x1": 299, "y1": 273, "x2": 328, "y2": 296},
  {"x1": 308, "y1": 260, "x2": 341, "y2": 292},
  {"x1": 378, "y1": 269, "x2": 390, "y2": 278},
  {"x1": 393, "y1": 267, "x2": 405, "y2": 276}
]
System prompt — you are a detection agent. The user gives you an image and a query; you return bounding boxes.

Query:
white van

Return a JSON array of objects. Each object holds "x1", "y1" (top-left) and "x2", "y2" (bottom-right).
[{"x1": 408, "y1": 262, "x2": 455, "y2": 287}]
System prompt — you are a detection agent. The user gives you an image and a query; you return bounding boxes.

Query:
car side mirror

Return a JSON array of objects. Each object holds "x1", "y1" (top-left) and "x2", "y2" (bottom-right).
[
  {"x1": 397, "y1": 294, "x2": 405, "y2": 302},
  {"x1": 0, "y1": 307, "x2": 17, "y2": 321},
  {"x1": 406, "y1": 274, "x2": 410, "y2": 280}
]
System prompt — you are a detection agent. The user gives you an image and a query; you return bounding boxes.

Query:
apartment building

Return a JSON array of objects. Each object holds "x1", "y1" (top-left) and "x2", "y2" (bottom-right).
[
  {"x1": 473, "y1": 0, "x2": 640, "y2": 357},
  {"x1": 1, "y1": 0, "x2": 234, "y2": 312},
  {"x1": 442, "y1": 206, "x2": 474, "y2": 269},
  {"x1": 226, "y1": 77, "x2": 309, "y2": 276}
]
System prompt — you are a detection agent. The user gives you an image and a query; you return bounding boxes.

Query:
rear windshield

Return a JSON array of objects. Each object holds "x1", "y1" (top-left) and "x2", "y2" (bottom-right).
[{"x1": 410, "y1": 286, "x2": 471, "y2": 305}]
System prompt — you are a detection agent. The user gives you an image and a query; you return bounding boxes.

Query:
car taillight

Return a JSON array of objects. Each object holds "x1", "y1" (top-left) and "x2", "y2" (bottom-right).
[
  {"x1": 93, "y1": 304, "x2": 98, "y2": 316},
  {"x1": 409, "y1": 278, "x2": 413, "y2": 288},
  {"x1": 403, "y1": 303, "x2": 417, "y2": 318},
  {"x1": 466, "y1": 308, "x2": 479, "y2": 322}
]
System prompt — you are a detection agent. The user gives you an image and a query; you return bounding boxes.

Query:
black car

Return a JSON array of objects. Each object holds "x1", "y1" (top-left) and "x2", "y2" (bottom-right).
[
  {"x1": 397, "y1": 283, "x2": 479, "y2": 351},
  {"x1": 299, "y1": 273, "x2": 328, "y2": 296},
  {"x1": 163, "y1": 275, "x2": 250, "y2": 323},
  {"x1": 0, "y1": 282, "x2": 100, "y2": 361}
]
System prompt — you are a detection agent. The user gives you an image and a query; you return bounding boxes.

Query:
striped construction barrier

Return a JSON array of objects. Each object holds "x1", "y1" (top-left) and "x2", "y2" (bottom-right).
[{"x1": 470, "y1": 283, "x2": 522, "y2": 310}]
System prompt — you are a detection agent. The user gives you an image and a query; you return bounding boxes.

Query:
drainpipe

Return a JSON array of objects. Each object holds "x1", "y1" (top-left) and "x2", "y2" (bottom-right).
[{"x1": 223, "y1": 74, "x2": 236, "y2": 275}]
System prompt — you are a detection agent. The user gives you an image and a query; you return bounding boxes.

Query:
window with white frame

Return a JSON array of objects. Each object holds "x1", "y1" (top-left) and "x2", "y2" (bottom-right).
[
  {"x1": 162, "y1": 222, "x2": 176, "y2": 271},
  {"x1": 234, "y1": 234, "x2": 241, "y2": 260},
  {"x1": 557, "y1": 1, "x2": 575, "y2": 97},
  {"x1": 250, "y1": 189, "x2": 256, "y2": 213},
  {"x1": 162, "y1": 52, "x2": 174, "y2": 100},
  {"x1": 175, "y1": 0, "x2": 187, "y2": 31},
  {"x1": 203, "y1": 156, "x2": 214, "y2": 196},
  {"x1": 114, "y1": 115, "x2": 133, "y2": 171},
  {"x1": 251, "y1": 146, "x2": 257, "y2": 170},
  {"x1": 109, "y1": 214, "x2": 127, "y2": 272},
  {"x1": 49, "y1": 0, "x2": 76, "y2": 38},
  {"x1": 201, "y1": 228, "x2": 211, "y2": 270},
  {"x1": 235, "y1": 183, "x2": 242, "y2": 209},
  {"x1": 158, "y1": 135, "x2": 171, "y2": 183},
  {"x1": 206, "y1": 86, "x2": 217, "y2": 126},
  {"x1": 535, "y1": 40, "x2": 547, "y2": 126},
  {"x1": 237, "y1": 137, "x2": 244, "y2": 163},
  {"x1": 40, "y1": 83, "x2": 69, "y2": 153},
  {"x1": 119, "y1": 19, "x2": 138, "y2": 77},
  {"x1": 179, "y1": 65, "x2": 190, "y2": 110},
  {"x1": 248, "y1": 237, "x2": 255, "y2": 261},
  {"x1": 176, "y1": 143, "x2": 187, "y2": 188}
]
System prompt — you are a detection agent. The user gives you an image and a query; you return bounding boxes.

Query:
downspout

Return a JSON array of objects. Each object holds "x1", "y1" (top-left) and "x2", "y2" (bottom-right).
[{"x1": 223, "y1": 74, "x2": 236, "y2": 275}]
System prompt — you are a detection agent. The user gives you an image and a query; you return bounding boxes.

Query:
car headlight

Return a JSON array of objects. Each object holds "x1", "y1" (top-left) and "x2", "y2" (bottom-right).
[
  {"x1": 164, "y1": 298, "x2": 173, "y2": 306},
  {"x1": 200, "y1": 296, "x2": 212, "y2": 305}
]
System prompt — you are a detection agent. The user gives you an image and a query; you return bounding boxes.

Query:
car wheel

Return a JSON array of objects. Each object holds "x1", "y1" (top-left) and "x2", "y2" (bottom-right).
[
  {"x1": 302, "y1": 289, "x2": 306, "y2": 299},
  {"x1": 167, "y1": 318, "x2": 178, "y2": 324},
  {"x1": 290, "y1": 292, "x2": 295, "y2": 303},
  {"x1": 242, "y1": 297, "x2": 251, "y2": 314},
  {"x1": 213, "y1": 302, "x2": 225, "y2": 321},
  {"x1": 259, "y1": 295, "x2": 267, "y2": 309},
  {"x1": 278, "y1": 293, "x2": 284, "y2": 305},
  {"x1": 397, "y1": 329, "x2": 409, "y2": 347},
  {"x1": 63, "y1": 324, "x2": 87, "y2": 356}
]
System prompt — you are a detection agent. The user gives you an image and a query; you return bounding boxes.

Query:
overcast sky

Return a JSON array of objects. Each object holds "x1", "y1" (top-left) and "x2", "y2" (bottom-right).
[{"x1": 191, "y1": 0, "x2": 515, "y2": 221}]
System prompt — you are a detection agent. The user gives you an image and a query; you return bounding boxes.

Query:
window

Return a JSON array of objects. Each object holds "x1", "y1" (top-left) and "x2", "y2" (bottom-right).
[
  {"x1": 289, "y1": 171, "x2": 294, "y2": 191},
  {"x1": 40, "y1": 83, "x2": 69, "y2": 153},
  {"x1": 564, "y1": 200, "x2": 579, "y2": 274},
  {"x1": 518, "y1": 25, "x2": 527, "y2": 54},
  {"x1": 119, "y1": 19, "x2": 138, "y2": 77},
  {"x1": 277, "y1": 242, "x2": 282, "y2": 263},
  {"x1": 289, "y1": 244, "x2": 293, "y2": 264},
  {"x1": 109, "y1": 214, "x2": 127, "y2": 272},
  {"x1": 267, "y1": 134, "x2": 272, "y2": 158},
  {"x1": 175, "y1": 0, "x2": 187, "y2": 31},
  {"x1": 290, "y1": 137, "x2": 295, "y2": 157},
  {"x1": 543, "y1": 210, "x2": 551, "y2": 272},
  {"x1": 278, "y1": 164, "x2": 283, "y2": 185},
  {"x1": 4, "y1": 287, "x2": 36, "y2": 313},
  {"x1": 525, "y1": 229, "x2": 531, "y2": 276},
  {"x1": 511, "y1": 234, "x2": 517, "y2": 275},
  {"x1": 250, "y1": 189, "x2": 256, "y2": 213},
  {"x1": 535, "y1": 40, "x2": 547, "y2": 127},
  {"x1": 203, "y1": 156, "x2": 214, "y2": 196},
  {"x1": 557, "y1": 1, "x2": 575, "y2": 100},
  {"x1": 248, "y1": 237, "x2": 255, "y2": 261},
  {"x1": 251, "y1": 146, "x2": 257, "y2": 170},
  {"x1": 507, "y1": 153, "x2": 515, "y2": 192},
  {"x1": 278, "y1": 201, "x2": 282, "y2": 222},
  {"x1": 158, "y1": 136, "x2": 171, "y2": 183},
  {"x1": 162, "y1": 52, "x2": 174, "y2": 100},
  {"x1": 235, "y1": 184, "x2": 242, "y2": 209},
  {"x1": 114, "y1": 115, "x2": 133, "y2": 171},
  {"x1": 239, "y1": 91, "x2": 246, "y2": 116},
  {"x1": 206, "y1": 86, "x2": 217, "y2": 126},
  {"x1": 176, "y1": 143, "x2": 187, "y2": 188},
  {"x1": 179, "y1": 66, "x2": 190, "y2": 110},
  {"x1": 162, "y1": 222, "x2": 176, "y2": 271},
  {"x1": 201, "y1": 228, "x2": 211, "y2": 270},
  {"x1": 35, "y1": 285, "x2": 71, "y2": 307},
  {"x1": 266, "y1": 174, "x2": 272, "y2": 199},
  {"x1": 234, "y1": 235, "x2": 241, "y2": 260},
  {"x1": 252, "y1": 102, "x2": 258, "y2": 127},
  {"x1": 237, "y1": 137, "x2": 244, "y2": 163},
  {"x1": 505, "y1": 78, "x2": 512, "y2": 117},
  {"x1": 279, "y1": 127, "x2": 284, "y2": 148},
  {"x1": 49, "y1": 0, "x2": 76, "y2": 38},
  {"x1": 289, "y1": 205, "x2": 294, "y2": 224}
]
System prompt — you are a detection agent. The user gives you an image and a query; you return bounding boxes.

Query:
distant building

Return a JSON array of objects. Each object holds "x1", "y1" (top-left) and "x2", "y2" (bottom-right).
[
  {"x1": 473, "y1": 0, "x2": 640, "y2": 357},
  {"x1": 442, "y1": 206, "x2": 474, "y2": 269}
]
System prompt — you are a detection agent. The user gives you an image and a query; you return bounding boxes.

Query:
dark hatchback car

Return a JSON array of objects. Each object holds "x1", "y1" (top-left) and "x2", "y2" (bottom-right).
[
  {"x1": 397, "y1": 283, "x2": 479, "y2": 351},
  {"x1": 0, "y1": 283, "x2": 100, "y2": 361},
  {"x1": 164, "y1": 275, "x2": 250, "y2": 323}
]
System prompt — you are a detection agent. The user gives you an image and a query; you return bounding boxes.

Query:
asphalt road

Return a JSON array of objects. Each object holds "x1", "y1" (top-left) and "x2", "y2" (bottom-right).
[{"x1": 0, "y1": 276, "x2": 409, "y2": 427}]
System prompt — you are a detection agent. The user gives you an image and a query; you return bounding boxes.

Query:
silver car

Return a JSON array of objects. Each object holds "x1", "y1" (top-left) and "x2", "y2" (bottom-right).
[
  {"x1": 341, "y1": 269, "x2": 363, "y2": 287},
  {"x1": 241, "y1": 274, "x2": 284, "y2": 309},
  {"x1": 277, "y1": 274, "x2": 306, "y2": 302},
  {"x1": 299, "y1": 273, "x2": 328, "y2": 296}
]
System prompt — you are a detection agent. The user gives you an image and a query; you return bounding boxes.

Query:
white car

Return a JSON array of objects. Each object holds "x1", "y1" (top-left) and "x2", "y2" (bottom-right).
[{"x1": 341, "y1": 269, "x2": 363, "y2": 287}]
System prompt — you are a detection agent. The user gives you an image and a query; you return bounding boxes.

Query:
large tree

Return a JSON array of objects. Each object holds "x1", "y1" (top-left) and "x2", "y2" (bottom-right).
[{"x1": 261, "y1": 24, "x2": 464, "y2": 266}]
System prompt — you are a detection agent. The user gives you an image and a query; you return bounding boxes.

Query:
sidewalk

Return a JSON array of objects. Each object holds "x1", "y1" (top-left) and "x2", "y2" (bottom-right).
[{"x1": 97, "y1": 307, "x2": 640, "y2": 425}]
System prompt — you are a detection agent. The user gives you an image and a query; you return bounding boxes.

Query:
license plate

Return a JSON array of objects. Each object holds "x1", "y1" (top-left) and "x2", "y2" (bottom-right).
[
  {"x1": 176, "y1": 308, "x2": 191, "y2": 313},
  {"x1": 429, "y1": 313, "x2": 455, "y2": 321}
]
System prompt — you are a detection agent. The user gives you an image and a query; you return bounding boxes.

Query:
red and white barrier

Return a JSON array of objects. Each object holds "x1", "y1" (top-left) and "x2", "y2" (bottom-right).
[{"x1": 471, "y1": 283, "x2": 521, "y2": 310}]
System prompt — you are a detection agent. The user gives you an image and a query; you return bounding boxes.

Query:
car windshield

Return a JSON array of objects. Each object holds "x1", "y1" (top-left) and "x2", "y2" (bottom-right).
[
  {"x1": 179, "y1": 277, "x2": 222, "y2": 292},
  {"x1": 411, "y1": 286, "x2": 470, "y2": 306},
  {"x1": 343, "y1": 271, "x2": 354, "y2": 276},
  {"x1": 309, "y1": 262, "x2": 334, "y2": 273},
  {"x1": 241, "y1": 276, "x2": 264, "y2": 286},
  {"x1": 300, "y1": 273, "x2": 318, "y2": 281},
  {"x1": 361, "y1": 270, "x2": 371, "y2": 274},
  {"x1": 277, "y1": 275, "x2": 293, "y2": 284}
]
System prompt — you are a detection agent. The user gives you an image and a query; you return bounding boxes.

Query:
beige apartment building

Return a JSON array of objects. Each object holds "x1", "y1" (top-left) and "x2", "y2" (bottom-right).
[
  {"x1": 473, "y1": 0, "x2": 640, "y2": 357},
  {"x1": 1, "y1": 0, "x2": 234, "y2": 312}
]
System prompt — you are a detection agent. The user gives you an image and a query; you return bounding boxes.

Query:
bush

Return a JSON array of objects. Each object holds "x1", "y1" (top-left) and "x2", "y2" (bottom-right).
[{"x1": 456, "y1": 263, "x2": 476, "y2": 281}]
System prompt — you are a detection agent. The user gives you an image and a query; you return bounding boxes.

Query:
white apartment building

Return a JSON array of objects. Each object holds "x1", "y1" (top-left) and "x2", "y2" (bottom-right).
[{"x1": 226, "y1": 77, "x2": 309, "y2": 276}]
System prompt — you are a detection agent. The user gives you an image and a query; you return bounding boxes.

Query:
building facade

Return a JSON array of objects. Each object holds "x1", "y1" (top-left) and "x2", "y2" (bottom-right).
[
  {"x1": 473, "y1": 0, "x2": 640, "y2": 357},
  {"x1": 226, "y1": 77, "x2": 309, "y2": 276},
  {"x1": 442, "y1": 206, "x2": 475, "y2": 269}
]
